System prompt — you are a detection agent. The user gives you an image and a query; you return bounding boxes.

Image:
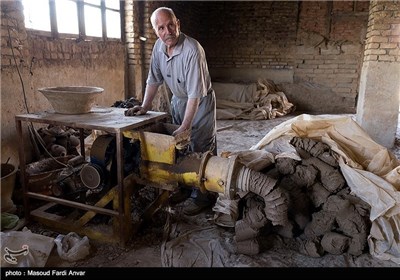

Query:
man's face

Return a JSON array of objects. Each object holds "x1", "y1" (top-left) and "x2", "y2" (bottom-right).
[{"x1": 154, "y1": 11, "x2": 180, "y2": 48}]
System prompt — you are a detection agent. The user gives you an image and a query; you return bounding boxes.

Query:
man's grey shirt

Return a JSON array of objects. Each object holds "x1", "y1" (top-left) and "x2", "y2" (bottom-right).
[
  {"x1": 147, "y1": 33, "x2": 211, "y2": 99},
  {"x1": 147, "y1": 33, "x2": 217, "y2": 154}
]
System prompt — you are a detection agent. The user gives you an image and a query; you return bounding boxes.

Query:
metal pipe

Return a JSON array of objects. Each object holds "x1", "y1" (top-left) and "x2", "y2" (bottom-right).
[
  {"x1": 132, "y1": 127, "x2": 288, "y2": 226},
  {"x1": 141, "y1": 152, "x2": 243, "y2": 199}
]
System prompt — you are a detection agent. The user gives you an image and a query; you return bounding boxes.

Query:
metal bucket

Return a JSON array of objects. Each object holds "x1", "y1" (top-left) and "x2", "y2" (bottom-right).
[{"x1": 1, "y1": 163, "x2": 17, "y2": 212}]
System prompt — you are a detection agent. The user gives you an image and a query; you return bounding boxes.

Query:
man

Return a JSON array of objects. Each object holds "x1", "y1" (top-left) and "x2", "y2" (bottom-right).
[{"x1": 125, "y1": 7, "x2": 217, "y2": 216}]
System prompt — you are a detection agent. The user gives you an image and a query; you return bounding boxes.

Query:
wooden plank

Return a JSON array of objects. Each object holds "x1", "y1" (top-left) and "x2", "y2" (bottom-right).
[
  {"x1": 141, "y1": 190, "x2": 170, "y2": 221},
  {"x1": 31, "y1": 208, "x2": 65, "y2": 222},
  {"x1": 31, "y1": 213, "x2": 119, "y2": 244},
  {"x1": 77, "y1": 188, "x2": 117, "y2": 226},
  {"x1": 27, "y1": 192, "x2": 119, "y2": 217}
]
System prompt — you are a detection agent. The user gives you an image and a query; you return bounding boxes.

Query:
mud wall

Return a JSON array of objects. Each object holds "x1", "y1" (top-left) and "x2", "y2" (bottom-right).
[{"x1": 1, "y1": 1, "x2": 125, "y2": 165}]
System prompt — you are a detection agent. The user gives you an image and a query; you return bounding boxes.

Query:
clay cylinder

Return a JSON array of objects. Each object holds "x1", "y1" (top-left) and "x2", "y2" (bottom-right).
[
  {"x1": 67, "y1": 155, "x2": 85, "y2": 166},
  {"x1": 49, "y1": 144, "x2": 67, "y2": 157},
  {"x1": 235, "y1": 219, "x2": 259, "y2": 242},
  {"x1": 235, "y1": 238, "x2": 260, "y2": 255}
]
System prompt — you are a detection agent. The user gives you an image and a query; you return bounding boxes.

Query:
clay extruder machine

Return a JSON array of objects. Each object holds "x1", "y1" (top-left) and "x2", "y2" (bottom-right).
[
  {"x1": 16, "y1": 107, "x2": 263, "y2": 246},
  {"x1": 15, "y1": 107, "x2": 169, "y2": 245}
]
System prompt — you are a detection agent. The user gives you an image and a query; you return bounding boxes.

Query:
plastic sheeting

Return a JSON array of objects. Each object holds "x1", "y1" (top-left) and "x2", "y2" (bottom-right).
[
  {"x1": 161, "y1": 224, "x2": 234, "y2": 267},
  {"x1": 213, "y1": 79, "x2": 295, "y2": 120},
  {"x1": 54, "y1": 232, "x2": 90, "y2": 262},
  {"x1": 1, "y1": 228, "x2": 55, "y2": 267},
  {"x1": 251, "y1": 114, "x2": 400, "y2": 264}
]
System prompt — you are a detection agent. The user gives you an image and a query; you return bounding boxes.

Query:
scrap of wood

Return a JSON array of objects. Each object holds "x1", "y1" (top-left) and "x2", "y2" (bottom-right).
[{"x1": 217, "y1": 125, "x2": 233, "y2": 132}]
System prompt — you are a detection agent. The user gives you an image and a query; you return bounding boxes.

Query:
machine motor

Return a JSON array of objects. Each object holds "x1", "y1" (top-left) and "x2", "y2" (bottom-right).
[{"x1": 80, "y1": 134, "x2": 140, "y2": 192}]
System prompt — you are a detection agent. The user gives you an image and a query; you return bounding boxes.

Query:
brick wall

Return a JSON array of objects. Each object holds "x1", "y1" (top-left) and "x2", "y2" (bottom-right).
[
  {"x1": 200, "y1": 1, "x2": 369, "y2": 105},
  {"x1": 363, "y1": 0, "x2": 400, "y2": 63},
  {"x1": 125, "y1": 0, "x2": 158, "y2": 99},
  {"x1": 1, "y1": 1, "x2": 29, "y2": 69},
  {"x1": 1, "y1": 0, "x2": 125, "y2": 105},
  {"x1": 1, "y1": 1, "x2": 124, "y2": 73},
  {"x1": 199, "y1": 1, "x2": 298, "y2": 70},
  {"x1": 294, "y1": 1, "x2": 369, "y2": 100},
  {"x1": 126, "y1": 1, "x2": 373, "y2": 113}
]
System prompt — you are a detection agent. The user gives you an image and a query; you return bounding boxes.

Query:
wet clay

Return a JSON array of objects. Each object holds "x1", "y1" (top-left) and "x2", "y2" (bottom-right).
[{"x1": 234, "y1": 136, "x2": 371, "y2": 258}]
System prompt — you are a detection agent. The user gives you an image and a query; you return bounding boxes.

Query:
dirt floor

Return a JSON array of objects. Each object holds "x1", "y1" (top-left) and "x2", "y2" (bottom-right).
[{"x1": 5, "y1": 112, "x2": 400, "y2": 269}]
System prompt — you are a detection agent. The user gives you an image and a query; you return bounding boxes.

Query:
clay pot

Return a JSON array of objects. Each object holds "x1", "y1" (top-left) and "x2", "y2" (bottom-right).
[
  {"x1": 1, "y1": 163, "x2": 17, "y2": 213},
  {"x1": 38, "y1": 86, "x2": 104, "y2": 114}
]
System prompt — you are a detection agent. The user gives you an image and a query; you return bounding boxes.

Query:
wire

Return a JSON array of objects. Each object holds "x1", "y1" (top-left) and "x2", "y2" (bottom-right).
[
  {"x1": 7, "y1": 24, "x2": 29, "y2": 115},
  {"x1": 7, "y1": 17, "x2": 67, "y2": 167}
]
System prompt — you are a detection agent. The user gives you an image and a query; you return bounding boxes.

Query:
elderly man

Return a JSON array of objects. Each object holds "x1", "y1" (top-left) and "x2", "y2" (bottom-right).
[{"x1": 125, "y1": 7, "x2": 217, "y2": 216}]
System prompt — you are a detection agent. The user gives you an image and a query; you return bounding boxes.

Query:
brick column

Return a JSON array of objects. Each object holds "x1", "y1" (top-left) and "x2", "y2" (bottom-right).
[
  {"x1": 125, "y1": 0, "x2": 145, "y2": 100},
  {"x1": 356, "y1": 0, "x2": 400, "y2": 148}
]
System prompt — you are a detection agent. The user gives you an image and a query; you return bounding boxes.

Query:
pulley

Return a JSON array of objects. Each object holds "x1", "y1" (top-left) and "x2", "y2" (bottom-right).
[{"x1": 80, "y1": 163, "x2": 104, "y2": 189}]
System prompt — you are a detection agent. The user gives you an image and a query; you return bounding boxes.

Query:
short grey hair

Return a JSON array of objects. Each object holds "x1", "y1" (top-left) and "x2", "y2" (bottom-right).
[{"x1": 150, "y1": 7, "x2": 178, "y2": 30}]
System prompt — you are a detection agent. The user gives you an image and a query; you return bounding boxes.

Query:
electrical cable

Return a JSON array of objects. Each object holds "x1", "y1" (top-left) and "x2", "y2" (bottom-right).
[{"x1": 7, "y1": 19, "x2": 67, "y2": 167}]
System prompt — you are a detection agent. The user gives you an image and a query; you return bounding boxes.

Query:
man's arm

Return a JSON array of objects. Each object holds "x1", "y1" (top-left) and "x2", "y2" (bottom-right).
[
  {"x1": 172, "y1": 97, "x2": 200, "y2": 136},
  {"x1": 141, "y1": 84, "x2": 160, "y2": 111},
  {"x1": 125, "y1": 84, "x2": 160, "y2": 116}
]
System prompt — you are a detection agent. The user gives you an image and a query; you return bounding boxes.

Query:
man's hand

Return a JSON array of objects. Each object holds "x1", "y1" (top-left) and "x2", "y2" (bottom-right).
[
  {"x1": 172, "y1": 126, "x2": 191, "y2": 150},
  {"x1": 172, "y1": 127, "x2": 191, "y2": 142},
  {"x1": 124, "y1": 105, "x2": 148, "y2": 116},
  {"x1": 172, "y1": 126, "x2": 190, "y2": 137}
]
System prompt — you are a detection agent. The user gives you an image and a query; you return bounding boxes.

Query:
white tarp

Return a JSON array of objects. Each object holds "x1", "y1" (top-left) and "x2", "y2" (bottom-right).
[
  {"x1": 251, "y1": 114, "x2": 400, "y2": 264},
  {"x1": 213, "y1": 79, "x2": 295, "y2": 120}
]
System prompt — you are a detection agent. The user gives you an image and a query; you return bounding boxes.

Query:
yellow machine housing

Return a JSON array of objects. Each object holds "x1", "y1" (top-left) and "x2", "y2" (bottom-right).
[{"x1": 123, "y1": 122, "x2": 241, "y2": 199}]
